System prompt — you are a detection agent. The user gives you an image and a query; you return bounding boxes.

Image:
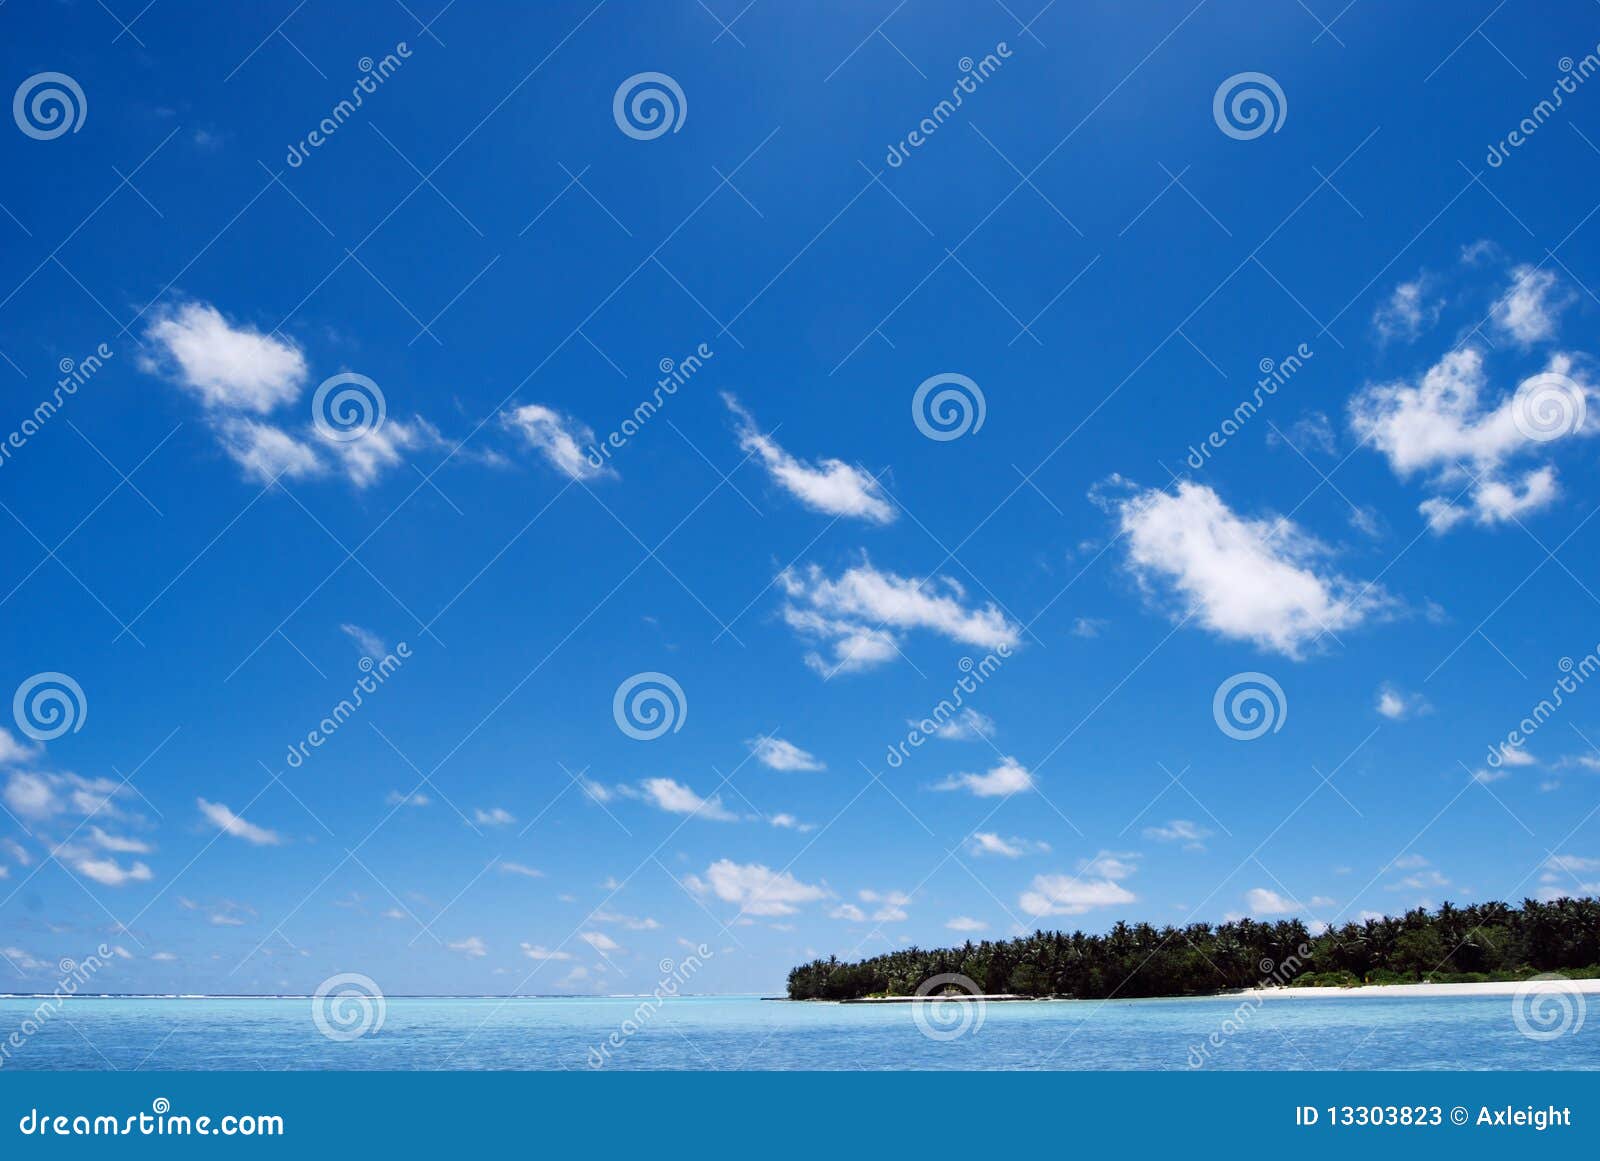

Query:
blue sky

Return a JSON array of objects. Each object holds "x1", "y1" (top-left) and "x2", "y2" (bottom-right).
[{"x1": 3, "y1": 0, "x2": 1600, "y2": 997}]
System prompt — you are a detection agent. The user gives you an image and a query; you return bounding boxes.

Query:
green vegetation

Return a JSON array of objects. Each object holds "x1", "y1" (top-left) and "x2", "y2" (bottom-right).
[{"x1": 785, "y1": 897, "x2": 1600, "y2": 1000}]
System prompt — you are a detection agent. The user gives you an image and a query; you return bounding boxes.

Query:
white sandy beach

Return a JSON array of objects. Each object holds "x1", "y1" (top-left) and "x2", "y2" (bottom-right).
[{"x1": 1245, "y1": 979, "x2": 1600, "y2": 999}]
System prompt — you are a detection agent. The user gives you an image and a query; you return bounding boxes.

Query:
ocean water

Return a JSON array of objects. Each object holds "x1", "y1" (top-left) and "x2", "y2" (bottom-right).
[{"x1": 0, "y1": 993, "x2": 1595, "y2": 1070}]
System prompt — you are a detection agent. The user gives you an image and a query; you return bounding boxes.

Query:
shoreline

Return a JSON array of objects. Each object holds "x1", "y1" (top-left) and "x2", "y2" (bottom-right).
[{"x1": 789, "y1": 978, "x2": 1600, "y2": 1004}]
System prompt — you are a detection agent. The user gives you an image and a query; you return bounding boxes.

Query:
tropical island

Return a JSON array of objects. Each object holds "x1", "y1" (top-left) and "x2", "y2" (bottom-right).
[{"x1": 785, "y1": 897, "x2": 1600, "y2": 1000}]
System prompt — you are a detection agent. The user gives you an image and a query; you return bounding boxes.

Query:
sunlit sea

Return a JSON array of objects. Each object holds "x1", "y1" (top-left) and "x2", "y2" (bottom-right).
[{"x1": 1, "y1": 994, "x2": 1595, "y2": 1070}]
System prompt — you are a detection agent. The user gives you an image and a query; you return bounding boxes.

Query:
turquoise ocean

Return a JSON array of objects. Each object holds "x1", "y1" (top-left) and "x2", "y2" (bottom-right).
[{"x1": 1, "y1": 993, "x2": 1596, "y2": 1070}]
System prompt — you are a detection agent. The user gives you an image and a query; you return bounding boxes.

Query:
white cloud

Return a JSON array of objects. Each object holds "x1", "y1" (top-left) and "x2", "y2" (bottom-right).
[
  {"x1": 926, "y1": 707, "x2": 996, "y2": 741},
  {"x1": 1107, "y1": 479, "x2": 1390, "y2": 658},
  {"x1": 946, "y1": 916, "x2": 989, "y2": 932},
  {"x1": 71, "y1": 854, "x2": 154, "y2": 887},
  {"x1": 580, "y1": 931, "x2": 621, "y2": 954},
  {"x1": 0, "y1": 838, "x2": 28, "y2": 866},
  {"x1": 341, "y1": 623, "x2": 388, "y2": 659},
  {"x1": 593, "y1": 910, "x2": 660, "y2": 930},
  {"x1": 968, "y1": 832, "x2": 1049, "y2": 858},
  {"x1": 448, "y1": 936, "x2": 487, "y2": 958},
  {"x1": 1390, "y1": 854, "x2": 1429, "y2": 870},
  {"x1": 520, "y1": 943, "x2": 573, "y2": 961},
  {"x1": 88, "y1": 826, "x2": 152, "y2": 854},
  {"x1": 1350, "y1": 348, "x2": 1593, "y2": 532},
  {"x1": 685, "y1": 859, "x2": 827, "y2": 917},
  {"x1": 1142, "y1": 819, "x2": 1212, "y2": 849},
  {"x1": 0, "y1": 728, "x2": 37, "y2": 765},
  {"x1": 768, "y1": 813, "x2": 814, "y2": 832},
  {"x1": 637, "y1": 778, "x2": 737, "y2": 822},
  {"x1": 1070, "y1": 617, "x2": 1108, "y2": 638},
  {"x1": 213, "y1": 417, "x2": 323, "y2": 485},
  {"x1": 934, "y1": 757, "x2": 1034, "y2": 798},
  {"x1": 1020, "y1": 874, "x2": 1136, "y2": 917},
  {"x1": 497, "y1": 861, "x2": 543, "y2": 878},
  {"x1": 1019, "y1": 853, "x2": 1139, "y2": 917},
  {"x1": 860, "y1": 888, "x2": 912, "y2": 922},
  {"x1": 829, "y1": 903, "x2": 866, "y2": 922},
  {"x1": 4, "y1": 771, "x2": 127, "y2": 821},
  {"x1": 151, "y1": 951, "x2": 177, "y2": 962},
  {"x1": 143, "y1": 302, "x2": 307, "y2": 413},
  {"x1": 1244, "y1": 887, "x2": 1301, "y2": 915},
  {"x1": 1546, "y1": 854, "x2": 1600, "y2": 874},
  {"x1": 473, "y1": 807, "x2": 516, "y2": 827},
  {"x1": 318, "y1": 417, "x2": 443, "y2": 488},
  {"x1": 197, "y1": 798, "x2": 283, "y2": 846},
  {"x1": 747, "y1": 735, "x2": 825, "y2": 772},
  {"x1": 501, "y1": 404, "x2": 607, "y2": 479},
  {"x1": 1373, "y1": 278, "x2": 1441, "y2": 342},
  {"x1": 777, "y1": 559, "x2": 1021, "y2": 675},
  {"x1": 385, "y1": 789, "x2": 431, "y2": 808},
  {"x1": 1492, "y1": 743, "x2": 1537, "y2": 767},
  {"x1": 1389, "y1": 869, "x2": 1450, "y2": 890},
  {"x1": 724, "y1": 393, "x2": 894, "y2": 523},
  {"x1": 1, "y1": 946, "x2": 46, "y2": 972},
  {"x1": 1375, "y1": 683, "x2": 1428, "y2": 720},
  {"x1": 1491, "y1": 265, "x2": 1570, "y2": 345},
  {"x1": 1079, "y1": 851, "x2": 1139, "y2": 880}
]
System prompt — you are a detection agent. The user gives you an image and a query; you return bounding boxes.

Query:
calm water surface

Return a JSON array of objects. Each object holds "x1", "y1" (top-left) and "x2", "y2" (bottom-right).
[{"x1": 0, "y1": 994, "x2": 1595, "y2": 1070}]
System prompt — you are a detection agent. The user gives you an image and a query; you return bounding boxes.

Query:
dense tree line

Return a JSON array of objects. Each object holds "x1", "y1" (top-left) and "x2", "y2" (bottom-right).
[{"x1": 786, "y1": 897, "x2": 1600, "y2": 1000}]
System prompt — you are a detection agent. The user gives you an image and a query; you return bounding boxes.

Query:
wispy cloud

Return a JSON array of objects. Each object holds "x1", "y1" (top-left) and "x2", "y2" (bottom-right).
[
  {"x1": 501, "y1": 404, "x2": 607, "y2": 479},
  {"x1": 686, "y1": 859, "x2": 828, "y2": 917},
  {"x1": 934, "y1": 757, "x2": 1034, "y2": 798},
  {"x1": 197, "y1": 798, "x2": 283, "y2": 846},
  {"x1": 778, "y1": 559, "x2": 1020, "y2": 675},
  {"x1": 723, "y1": 393, "x2": 894, "y2": 523},
  {"x1": 747, "y1": 735, "x2": 825, "y2": 771}
]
